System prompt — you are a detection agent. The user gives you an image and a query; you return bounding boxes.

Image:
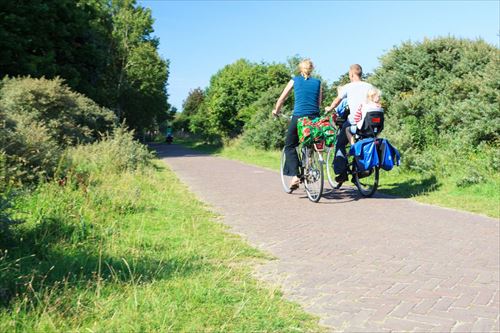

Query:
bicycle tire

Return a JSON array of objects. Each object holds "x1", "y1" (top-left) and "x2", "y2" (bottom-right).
[
  {"x1": 303, "y1": 147, "x2": 324, "y2": 202},
  {"x1": 280, "y1": 148, "x2": 294, "y2": 193},
  {"x1": 353, "y1": 163, "x2": 379, "y2": 197},
  {"x1": 280, "y1": 147, "x2": 303, "y2": 193},
  {"x1": 325, "y1": 146, "x2": 340, "y2": 189}
]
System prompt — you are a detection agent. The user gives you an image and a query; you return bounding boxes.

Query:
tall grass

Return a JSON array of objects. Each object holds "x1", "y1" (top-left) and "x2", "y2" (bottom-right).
[{"x1": 0, "y1": 133, "x2": 321, "y2": 332}]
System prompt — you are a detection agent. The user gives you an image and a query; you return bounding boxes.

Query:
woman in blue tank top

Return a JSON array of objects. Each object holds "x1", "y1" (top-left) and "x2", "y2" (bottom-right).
[{"x1": 272, "y1": 59, "x2": 322, "y2": 191}]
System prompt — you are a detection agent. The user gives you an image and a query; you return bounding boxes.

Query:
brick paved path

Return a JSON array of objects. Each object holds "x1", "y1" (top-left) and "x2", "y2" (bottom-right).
[{"x1": 157, "y1": 144, "x2": 499, "y2": 332}]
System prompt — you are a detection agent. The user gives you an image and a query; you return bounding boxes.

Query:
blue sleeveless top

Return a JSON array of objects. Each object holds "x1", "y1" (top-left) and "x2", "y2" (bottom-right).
[{"x1": 293, "y1": 75, "x2": 321, "y2": 117}]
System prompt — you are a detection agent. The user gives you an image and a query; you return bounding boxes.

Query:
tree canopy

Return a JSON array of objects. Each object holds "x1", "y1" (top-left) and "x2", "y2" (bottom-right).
[{"x1": 0, "y1": 0, "x2": 170, "y2": 133}]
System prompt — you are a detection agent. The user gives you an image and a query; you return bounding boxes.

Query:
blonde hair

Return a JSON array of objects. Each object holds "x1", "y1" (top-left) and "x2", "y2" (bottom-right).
[
  {"x1": 367, "y1": 87, "x2": 381, "y2": 103},
  {"x1": 299, "y1": 59, "x2": 314, "y2": 79}
]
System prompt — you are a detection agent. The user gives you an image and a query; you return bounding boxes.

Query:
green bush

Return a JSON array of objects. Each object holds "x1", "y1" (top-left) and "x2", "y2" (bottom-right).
[
  {"x1": 68, "y1": 126, "x2": 153, "y2": 176},
  {"x1": 190, "y1": 59, "x2": 290, "y2": 140},
  {"x1": 0, "y1": 106, "x2": 61, "y2": 186},
  {"x1": 0, "y1": 77, "x2": 117, "y2": 186},
  {"x1": 0, "y1": 76, "x2": 117, "y2": 146},
  {"x1": 369, "y1": 37, "x2": 499, "y2": 178},
  {"x1": 370, "y1": 37, "x2": 499, "y2": 165},
  {"x1": 241, "y1": 86, "x2": 292, "y2": 150}
]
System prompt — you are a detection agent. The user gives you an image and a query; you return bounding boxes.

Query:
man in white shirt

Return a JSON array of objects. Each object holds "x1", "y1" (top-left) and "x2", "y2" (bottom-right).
[{"x1": 325, "y1": 64, "x2": 373, "y2": 184}]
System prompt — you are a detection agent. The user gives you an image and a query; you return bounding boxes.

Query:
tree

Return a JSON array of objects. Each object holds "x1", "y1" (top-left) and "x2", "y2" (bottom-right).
[
  {"x1": 182, "y1": 88, "x2": 205, "y2": 116},
  {"x1": 203, "y1": 59, "x2": 290, "y2": 139},
  {"x1": 370, "y1": 37, "x2": 500, "y2": 150},
  {"x1": 0, "y1": 0, "x2": 170, "y2": 134},
  {"x1": 108, "y1": 0, "x2": 170, "y2": 133}
]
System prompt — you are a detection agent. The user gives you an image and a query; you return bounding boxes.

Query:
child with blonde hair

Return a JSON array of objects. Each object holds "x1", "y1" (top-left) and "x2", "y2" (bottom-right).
[{"x1": 346, "y1": 87, "x2": 383, "y2": 144}]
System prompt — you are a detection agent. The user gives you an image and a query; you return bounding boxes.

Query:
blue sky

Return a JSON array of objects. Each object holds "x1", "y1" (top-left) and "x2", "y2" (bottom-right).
[{"x1": 139, "y1": 0, "x2": 499, "y2": 111}]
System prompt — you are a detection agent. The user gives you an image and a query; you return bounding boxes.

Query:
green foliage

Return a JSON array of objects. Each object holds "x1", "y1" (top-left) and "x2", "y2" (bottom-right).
[
  {"x1": 0, "y1": 0, "x2": 170, "y2": 134},
  {"x1": 69, "y1": 126, "x2": 152, "y2": 176},
  {"x1": 0, "y1": 77, "x2": 117, "y2": 186},
  {"x1": 182, "y1": 88, "x2": 205, "y2": 116},
  {"x1": 241, "y1": 86, "x2": 292, "y2": 150},
  {"x1": 0, "y1": 0, "x2": 110, "y2": 102},
  {"x1": 1, "y1": 77, "x2": 116, "y2": 146},
  {"x1": 202, "y1": 59, "x2": 290, "y2": 139},
  {"x1": 0, "y1": 158, "x2": 321, "y2": 331},
  {"x1": 110, "y1": 1, "x2": 171, "y2": 132},
  {"x1": 173, "y1": 88, "x2": 205, "y2": 133},
  {"x1": 370, "y1": 37, "x2": 500, "y2": 161}
]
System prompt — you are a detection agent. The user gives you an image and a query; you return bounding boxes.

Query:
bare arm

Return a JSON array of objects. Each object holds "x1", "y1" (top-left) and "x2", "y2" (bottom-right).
[
  {"x1": 325, "y1": 96, "x2": 342, "y2": 113},
  {"x1": 272, "y1": 80, "x2": 294, "y2": 115},
  {"x1": 318, "y1": 85, "x2": 323, "y2": 109}
]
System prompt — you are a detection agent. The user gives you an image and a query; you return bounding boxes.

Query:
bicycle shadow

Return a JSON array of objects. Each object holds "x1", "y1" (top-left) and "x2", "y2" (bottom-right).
[{"x1": 295, "y1": 186, "x2": 361, "y2": 204}]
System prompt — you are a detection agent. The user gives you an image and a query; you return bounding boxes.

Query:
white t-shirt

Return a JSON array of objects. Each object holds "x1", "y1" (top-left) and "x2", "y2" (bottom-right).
[{"x1": 339, "y1": 81, "x2": 374, "y2": 123}]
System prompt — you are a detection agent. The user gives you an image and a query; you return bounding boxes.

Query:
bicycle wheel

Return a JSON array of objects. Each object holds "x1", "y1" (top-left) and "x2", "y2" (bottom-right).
[
  {"x1": 353, "y1": 162, "x2": 379, "y2": 197},
  {"x1": 303, "y1": 147, "x2": 324, "y2": 202},
  {"x1": 280, "y1": 147, "x2": 297, "y2": 194},
  {"x1": 325, "y1": 146, "x2": 340, "y2": 189}
]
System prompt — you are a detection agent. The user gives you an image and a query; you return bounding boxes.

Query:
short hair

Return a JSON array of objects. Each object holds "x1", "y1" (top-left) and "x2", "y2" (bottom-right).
[
  {"x1": 299, "y1": 59, "x2": 314, "y2": 79},
  {"x1": 349, "y1": 64, "x2": 363, "y2": 78}
]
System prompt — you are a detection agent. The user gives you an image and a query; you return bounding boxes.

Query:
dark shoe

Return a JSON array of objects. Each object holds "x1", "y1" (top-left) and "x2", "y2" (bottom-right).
[
  {"x1": 335, "y1": 173, "x2": 348, "y2": 184},
  {"x1": 289, "y1": 177, "x2": 300, "y2": 192}
]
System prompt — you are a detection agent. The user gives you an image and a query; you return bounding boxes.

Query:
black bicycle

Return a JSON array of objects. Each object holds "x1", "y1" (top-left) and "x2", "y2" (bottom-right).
[
  {"x1": 280, "y1": 140, "x2": 325, "y2": 202},
  {"x1": 325, "y1": 111, "x2": 384, "y2": 197},
  {"x1": 276, "y1": 114, "x2": 324, "y2": 202}
]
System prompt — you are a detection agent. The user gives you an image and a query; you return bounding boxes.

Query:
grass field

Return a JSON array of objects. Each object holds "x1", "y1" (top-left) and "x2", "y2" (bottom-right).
[
  {"x1": 0, "y1": 162, "x2": 322, "y2": 332},
  {"x1": 177, "y1": 138, "x2": 499, "y2": 219}
]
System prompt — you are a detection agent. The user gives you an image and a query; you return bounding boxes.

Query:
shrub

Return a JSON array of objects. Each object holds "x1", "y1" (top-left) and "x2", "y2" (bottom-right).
[
  {"x1": 241, "y1": 86, "x2": 293, "y2": 150},
  {"x1": 0, "y1": 76, "x2": 116, "y2": 146},
  {"x1": 68, "y1": 126, "x2": 153, "y2": 176},
  {"x1": 371, "y1": 37, "x2": 499, "y2": 149},
  {"x1": 370, "y1": 37, "x2": 500, "y2": 176},
  {"x1": 0, "y1": 77, "x2": 117, "y2": 186},
  {"x1": 0, "y1": 106, "x2": 61, "y2": 186}
]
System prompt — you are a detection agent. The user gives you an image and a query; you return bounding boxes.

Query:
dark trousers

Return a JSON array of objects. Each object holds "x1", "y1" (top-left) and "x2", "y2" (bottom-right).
[
  {"x1": 283, "y1": 115, "x2": 318, "y2": 177},
  {"x1": 333, "y1": 120, "x2": 351, "y2": 175}
]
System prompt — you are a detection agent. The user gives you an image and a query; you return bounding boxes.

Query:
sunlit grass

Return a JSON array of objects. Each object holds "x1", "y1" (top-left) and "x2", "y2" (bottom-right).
[{"x1": 0, "y1": 163, "x2": 322, "y2": 332}]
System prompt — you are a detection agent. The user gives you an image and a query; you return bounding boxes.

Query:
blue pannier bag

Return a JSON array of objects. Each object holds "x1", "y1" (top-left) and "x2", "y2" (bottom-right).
[
  {"x1": 379, "y1": 139, "x2": 401, "y2": 171},
  {"x1": 349, "y1": 138, "x2": 379, "y2": 172}
]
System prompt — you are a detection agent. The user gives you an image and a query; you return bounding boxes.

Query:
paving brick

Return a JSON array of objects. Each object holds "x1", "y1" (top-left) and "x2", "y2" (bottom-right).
[
  {"x1": 159, "y1": 144, "x2": 500, "y2": 333},
  {"x1": 385, "y1": 283, "x2": 410, "y2": 294},
  {"x1": 370, "y1": 303, "x2": 399, "y2": 321},
  {"x1": 453, "y1": 293, "x2": 477, "y2": 308},
  {"x1": 439, "y1": 276, "x2": 463, "y2": 289},
  {"x1": 471, "y1": 318, "x2": 495, "y2": 332},
  {"x1": 422, "y1": 278, "x2": 442, "y2": 290},
  {"x1": 432, "y1": 287, "x2": 462, "y2": 298},
  {"x1": 382, "y1": 317, "x2": 434, "y2": 331},
  {"x1": 451, "y1": 322, "x2": 473, "y2": 332},
  {"x1": 473, "y1": 290, "x2": 495, "y2": 306},
  {"x1": 405, "y1": 313, "x2": 456, "y2": 326},
  {"x1": 391, "y1": 301, "x2": 418, "y2": 318},
  {"x1": 434, "y1": 297, "x2": 456, "y2": 312},
  {"x1": 413, "y1": 298, "x2": 439, "y2": 314}
]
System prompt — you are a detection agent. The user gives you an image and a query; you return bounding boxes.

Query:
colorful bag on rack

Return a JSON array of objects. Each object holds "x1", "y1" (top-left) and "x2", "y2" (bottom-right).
[{"x1": 297, "y1": 114, "x2": 338, "y2": 146}]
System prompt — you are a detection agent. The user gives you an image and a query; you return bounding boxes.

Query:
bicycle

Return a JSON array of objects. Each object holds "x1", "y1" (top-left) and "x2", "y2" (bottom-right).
[
  {"x1": 325, "y1": 111, "x2": 384, "y2": 197},
  {"x1": 277, "y1": 114, "x2": 325, "y2": 203}
]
